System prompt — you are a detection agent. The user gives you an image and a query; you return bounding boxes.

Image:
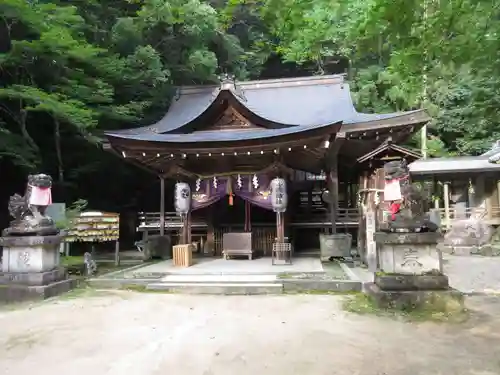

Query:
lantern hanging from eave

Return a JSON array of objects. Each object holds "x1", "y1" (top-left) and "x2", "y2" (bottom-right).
[
  {"x1": 270, "y1": 177, "x2": 287, "y2": 213},
  {"x1": 174, "y1": 182, "x2": 191, "y2": 215}
]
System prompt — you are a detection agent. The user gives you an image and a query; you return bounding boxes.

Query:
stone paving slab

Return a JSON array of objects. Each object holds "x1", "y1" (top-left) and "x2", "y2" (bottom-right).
[
  {"x1": 129, "y1": 257, "x2": 324, "y2": 276},
  {"x1": 161, "y1": 274, "x2": 278, "y2": 283},
  {"x1": 345, "y1": 255, "x2": 500, "y2": 295},
  {"x1": 443, "y1": 254, "x2": 500, "y2": 294}
]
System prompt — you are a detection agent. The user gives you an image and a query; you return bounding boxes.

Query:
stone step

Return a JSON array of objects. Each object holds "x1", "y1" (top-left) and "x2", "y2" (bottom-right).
[
  {"x1": 161, "y1": 274, "x2": 278, "y2": 283},
  {"x1": 146, "y1": 282, "x2": 283, "y2": 295}
]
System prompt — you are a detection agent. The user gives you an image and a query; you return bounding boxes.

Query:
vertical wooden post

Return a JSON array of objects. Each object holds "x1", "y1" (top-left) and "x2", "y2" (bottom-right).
[
  {"x1": 181, "y1": 215, "x2": 188, "y2": 244},
  {"x1": 326, "y1": 132, "x2": 345, "y2": 235},
  {"x1": 114, "y1": 240, "x2": 120, "y2": 266},
  {"x1": 443, "y1": 181, "x2": 450, "y2": 229},
  {"x1": 328, "y1": 157, "x2": 339, "y2": 234},
  {"x1": 187, "y1": 212, "x2": 192, "y2": 244},
  {"x1": 496, "y1": 180, "x2": 500, "y2": 214},
  {"x1": 207, "y1": 206, "x2": 215, "y2": 255},
  {"x1": 159, "y1": 176, "x2": 165, "y2": 236}
]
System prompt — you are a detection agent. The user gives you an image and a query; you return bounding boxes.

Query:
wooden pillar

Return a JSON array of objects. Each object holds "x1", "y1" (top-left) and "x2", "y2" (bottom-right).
[
  {"x1": 443, "y1": 181, "x2": 450, "y2": 229},
  {"x1": 207, "y1": 206, "x2": 215, "y2": 255},
  {"x1": 186, "y1": 211, "x2": 193, "y2": 244},
  {"x1": 328, "y1": 161, "x2": 339, "y2": 234},
  {"x1": 326, "y1": 132, "x2": 346, "y2": 235},
  {"x1": 159, "y1": 177, "x2": 165, "y2": 236},
  {"x1": 180, "y1": 213, "x2": 191, "y2": 245},
  {"x1": 114, "y1": 240, "x2": 120, "y2": 266},
  {"x1": 496, "y1": 180, "x2": 500, "y2": 212}
]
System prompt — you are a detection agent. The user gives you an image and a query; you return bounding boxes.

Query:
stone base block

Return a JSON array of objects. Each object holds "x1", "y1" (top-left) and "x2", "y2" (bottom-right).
[
  {"x1": 375, "y1": 232, "x2": 444, "y2": 274},
  {"x1": 375, "y1": 273, "x2": 449, "y2": 291},
  {"x1": 365, "y1": 283, "x2": 464, "y2": 310},
  {"x1": 0, "y1": 278, "x2": 77, "y2": 303},
  {"x1": 0, "y1": 268, "x2": 66, "y2": 286},
  {"x1": 1, "y1": 235, "x2": 63, "y2": 273}
]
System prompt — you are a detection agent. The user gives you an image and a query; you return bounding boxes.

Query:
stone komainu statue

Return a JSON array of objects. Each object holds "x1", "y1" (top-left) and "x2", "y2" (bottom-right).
[
  {"x1": 4, "y1": 174, "x2": 58, "y2": 236},
  {"x1": 380, "y1": 160, "x2": 438, "y2": 233}
]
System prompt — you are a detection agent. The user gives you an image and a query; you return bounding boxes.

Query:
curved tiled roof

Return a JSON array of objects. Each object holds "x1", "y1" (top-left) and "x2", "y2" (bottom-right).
[{"x1": 105, "y1": 74, "x2": 427, "y2": 143}]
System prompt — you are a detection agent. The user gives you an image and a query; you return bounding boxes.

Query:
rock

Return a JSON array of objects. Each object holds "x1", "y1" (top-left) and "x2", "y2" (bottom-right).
[
  {"x1": 477, "y1": 244, "x2": 493, "y2": 256},
  {"x1": 443, "y1": 218, "x2": 493, "y2": 248}
]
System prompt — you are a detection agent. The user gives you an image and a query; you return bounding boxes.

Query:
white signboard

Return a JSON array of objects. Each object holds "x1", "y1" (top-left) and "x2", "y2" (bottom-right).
[{"x1": 365, "y1": 210, "x2": 377, "y2": 272}]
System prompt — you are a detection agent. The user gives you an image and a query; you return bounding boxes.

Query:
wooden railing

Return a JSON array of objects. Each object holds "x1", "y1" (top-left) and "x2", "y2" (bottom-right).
[
  {"x1": 437, "y1": 206, "x2": 500, "y2": 228},
  {"x1": 137, "y1": 208, "x2": 361, "y2": 231},
  {"x1": 290, "y1": 208, "x2": 360, "y2": 227},
  {"x1": 138, "y1": 206, "x2": 500, "y2": 233},
  {"x1": 137, "y1": 211, "x2": 207, "y2": 230}
]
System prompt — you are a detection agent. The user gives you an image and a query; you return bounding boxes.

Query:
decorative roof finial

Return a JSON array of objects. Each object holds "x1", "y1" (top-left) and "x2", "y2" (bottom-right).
[
  {"x1": 211, "y1": 72, "x2": 247, "y2": 102},
  {"x1": 219, "y1": 73, "x2": 236, "y2": 90}
]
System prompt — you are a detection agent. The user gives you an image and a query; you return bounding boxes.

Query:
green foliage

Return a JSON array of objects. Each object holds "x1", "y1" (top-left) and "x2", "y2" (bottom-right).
[
  {"x1": 55, "y1": 199, "x2": 88, "y2": 230},
  {"x1": 0, "y1": 0, "x2": 498, "y2": 217},
  {"x1": 258, "y1": 0, "x2": 500, "y2": 155}
]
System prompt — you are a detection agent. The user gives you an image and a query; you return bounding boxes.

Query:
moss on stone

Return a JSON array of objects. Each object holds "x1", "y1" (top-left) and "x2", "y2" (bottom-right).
[{"x1": 343, "y1": 293, "x2": 469, "y2": 323}]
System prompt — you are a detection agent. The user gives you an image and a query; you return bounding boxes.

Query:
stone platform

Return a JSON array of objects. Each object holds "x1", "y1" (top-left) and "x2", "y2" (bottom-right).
[
  {"x1": 128, "y1": 256, "x2": 324, "y2": 277},
  {"x1": 88, "y1": 257, "x2": 362, "y2": 294},
  {"x1": 0, "y1": 268, "x2": 76, "y2": 302}
]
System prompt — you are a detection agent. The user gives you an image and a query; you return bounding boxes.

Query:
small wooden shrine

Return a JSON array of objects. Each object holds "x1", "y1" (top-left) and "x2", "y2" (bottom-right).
[{"x1": 103, "y1": 74, "x2": 429, "y2": 259}]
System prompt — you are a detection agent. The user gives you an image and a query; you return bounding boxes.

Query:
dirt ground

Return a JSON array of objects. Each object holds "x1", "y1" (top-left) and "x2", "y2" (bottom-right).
[{"x1": 0, "y1": 291, "x2": 499, "y2": 375}]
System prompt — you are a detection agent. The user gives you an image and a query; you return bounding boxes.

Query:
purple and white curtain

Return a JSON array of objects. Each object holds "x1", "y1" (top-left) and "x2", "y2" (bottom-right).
[{"x1": 191, "y1": 174, "x2": 275, "y2": 211}]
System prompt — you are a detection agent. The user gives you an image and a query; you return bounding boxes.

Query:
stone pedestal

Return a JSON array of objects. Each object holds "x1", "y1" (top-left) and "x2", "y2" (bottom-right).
[
  {"x1": 375, "y1": 232, "x2": 444, "y2": 275},
  {"x1": 0, "y1": 235, "x2": 76, "y2": 303},
  {"x1": 367, "y1": 232, "x2": 463, "y2": 310}
]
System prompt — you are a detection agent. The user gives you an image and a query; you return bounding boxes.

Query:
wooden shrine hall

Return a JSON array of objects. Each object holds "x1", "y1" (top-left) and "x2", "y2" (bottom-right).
[{"x1": 103, "y1": 74, "x2": 430, "y2": 261}]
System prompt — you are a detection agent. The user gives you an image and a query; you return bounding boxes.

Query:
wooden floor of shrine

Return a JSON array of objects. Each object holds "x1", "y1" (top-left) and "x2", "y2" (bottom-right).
[{"x1": 125, "y1": 256, "x2": 324, "y2": 277}]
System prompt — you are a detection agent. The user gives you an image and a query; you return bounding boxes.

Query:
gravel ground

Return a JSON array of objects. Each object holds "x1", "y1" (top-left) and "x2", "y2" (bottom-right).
[
  {"x1": 444, "y1": 254, "x2": 500, "y2": 294},
  {"x1": 0, "y1": 291, "x2": 500, "y2": 375}
]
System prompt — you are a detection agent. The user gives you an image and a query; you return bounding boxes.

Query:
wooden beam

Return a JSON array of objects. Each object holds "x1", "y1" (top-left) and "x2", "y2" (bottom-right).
[
  {"x1": 325, "y1": 132, "x2": 346, "y2": 171},
  {"x1": 106, "y1": 145, "x2": 160, "y2": 176}
]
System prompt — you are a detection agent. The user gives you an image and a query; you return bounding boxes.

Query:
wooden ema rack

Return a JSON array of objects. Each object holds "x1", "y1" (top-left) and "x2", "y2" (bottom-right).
[{"x1": 66, "y1": 211, "x2": 119, "y2": 243}]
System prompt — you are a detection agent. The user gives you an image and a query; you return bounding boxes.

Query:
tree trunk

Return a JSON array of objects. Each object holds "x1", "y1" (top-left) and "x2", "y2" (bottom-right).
[
  {"x1": 54, "y1": 117, "x2": 64, "y2": 182},
  {"x1": 18, "y1": 109, "x2": 39, "y2": 153}
]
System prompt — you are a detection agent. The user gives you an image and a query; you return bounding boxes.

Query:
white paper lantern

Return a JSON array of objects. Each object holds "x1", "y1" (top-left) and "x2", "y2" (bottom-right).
[
  {"x1": 270, "y1": 178, "x2": 287, "y2": 213},
  {"x1": 174, "y1": 182, "x2": 191, "y2": 215}
]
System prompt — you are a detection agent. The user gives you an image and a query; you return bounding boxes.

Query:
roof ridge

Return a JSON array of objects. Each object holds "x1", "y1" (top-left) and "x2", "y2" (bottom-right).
[{"x1": 178, "y1": 74, "x2": 346, "y2": 95}]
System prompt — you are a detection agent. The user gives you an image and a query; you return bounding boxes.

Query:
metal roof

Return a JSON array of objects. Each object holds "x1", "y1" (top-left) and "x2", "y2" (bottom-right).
[
  {"x1": 410, "y1": 141, "x2": 500, "y2": 175},
  {"x1": 105, "y1": 74, "x2": 426, "y2": 143},
  {"x1": 409, "y1": 156, "x2": 500, "y2": 175}
]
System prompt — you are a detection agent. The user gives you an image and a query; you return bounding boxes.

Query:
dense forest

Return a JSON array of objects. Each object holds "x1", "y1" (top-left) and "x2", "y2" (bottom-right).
[{"x1": 0, "y1": 0, "x2": 499, "y2": 223}]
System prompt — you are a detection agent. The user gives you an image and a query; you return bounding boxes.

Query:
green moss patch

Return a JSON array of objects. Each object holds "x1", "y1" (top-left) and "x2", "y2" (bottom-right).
[{"x1": 343, "y1": 293, "x2": 470, "y2": 323}]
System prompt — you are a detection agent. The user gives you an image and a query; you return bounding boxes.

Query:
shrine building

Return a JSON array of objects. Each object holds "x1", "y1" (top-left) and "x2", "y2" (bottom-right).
[{"x1": 103, "y1": 74, "x2": 429, "y2": 259}]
